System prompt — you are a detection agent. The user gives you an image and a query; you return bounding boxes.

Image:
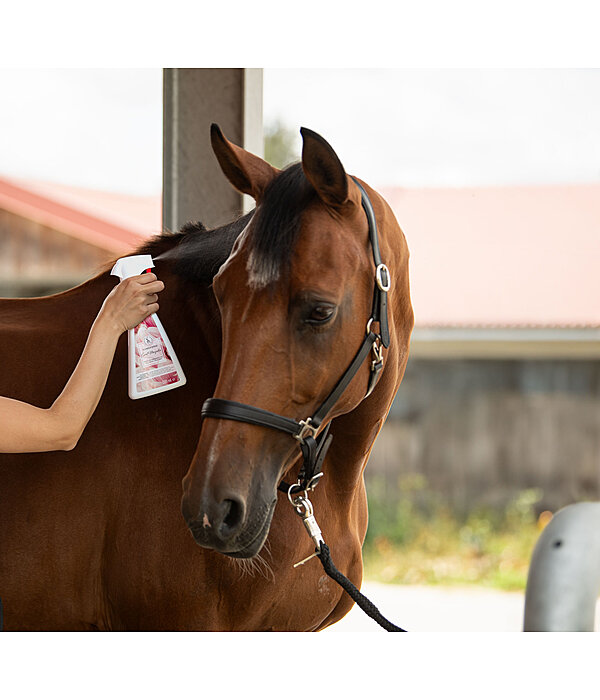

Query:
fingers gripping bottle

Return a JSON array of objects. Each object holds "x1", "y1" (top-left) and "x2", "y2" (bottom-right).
[{"x1": 111, "y1": 254, "x2": 186, "y2": 399}]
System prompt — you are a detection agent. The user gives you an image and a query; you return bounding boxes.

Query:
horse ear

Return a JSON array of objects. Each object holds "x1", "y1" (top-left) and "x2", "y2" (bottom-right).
[
  {"x1": 210, "y1": 123, "x2": 279, "y2": 200},
  {"x1": 300, "y1": 127, "x2": 349, "y2": 208}
]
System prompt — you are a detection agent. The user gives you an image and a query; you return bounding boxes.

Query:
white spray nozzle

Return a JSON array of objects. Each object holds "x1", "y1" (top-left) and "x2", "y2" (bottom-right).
[{"x1": 111, "y1": 254, "x2": 155, "y2": 281}]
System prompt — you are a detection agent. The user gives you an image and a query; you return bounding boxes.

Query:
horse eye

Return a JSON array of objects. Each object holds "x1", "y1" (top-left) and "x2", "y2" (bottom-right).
[{"x1": 306, "y1": 305, "x2": 336, "y2": 325}]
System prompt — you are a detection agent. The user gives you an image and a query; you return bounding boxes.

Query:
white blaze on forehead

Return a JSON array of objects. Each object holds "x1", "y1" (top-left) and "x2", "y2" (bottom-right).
[
  {"x1": 217, "y1": 222, "x2": 279, "y2": 290},
  {"x1": 246, "y1": 251, "x2": 280, "y2": 289}
]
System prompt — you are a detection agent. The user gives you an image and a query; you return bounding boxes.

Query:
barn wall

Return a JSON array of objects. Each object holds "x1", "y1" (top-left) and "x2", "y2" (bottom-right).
[
  {"x1": 366, "y1": 358, "x2": 600, "y2": 514},
  {"x1": 0, "y1": 209, "x2": 113, "y2": 296}
]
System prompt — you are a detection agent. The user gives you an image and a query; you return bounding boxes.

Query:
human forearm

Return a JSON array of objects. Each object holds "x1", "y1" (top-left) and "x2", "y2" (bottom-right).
[
  {"x1": 0, "y1": 316, "x2": 121, "y2": 453},
  {"x1": 48, "y1": 314, "x2": 122, "y2": 449}
]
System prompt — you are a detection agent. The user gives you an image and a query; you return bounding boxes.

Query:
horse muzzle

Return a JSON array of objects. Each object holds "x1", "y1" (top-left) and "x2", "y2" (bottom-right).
[{"x1": 182, "y1": 490, "x2": 277, "y2": 559}]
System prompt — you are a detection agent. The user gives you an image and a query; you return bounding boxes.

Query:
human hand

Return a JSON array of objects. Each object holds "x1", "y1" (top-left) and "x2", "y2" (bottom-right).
[{"x1": 98, "y1": 273, "x2": 165, "y2": 334}]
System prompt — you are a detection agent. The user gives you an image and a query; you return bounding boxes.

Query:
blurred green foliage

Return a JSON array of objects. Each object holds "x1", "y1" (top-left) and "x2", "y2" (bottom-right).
[
  {"x1": 264, "y1": 119, "x2": 299, "y2": 169},
  {"x1": 363, "y1": 475, "x2": 545, "y2": 590}
]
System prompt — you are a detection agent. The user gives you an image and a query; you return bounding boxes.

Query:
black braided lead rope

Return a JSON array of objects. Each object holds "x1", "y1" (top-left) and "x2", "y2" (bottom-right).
[{"x1": 317, "y1": 543, "x2": 407, "y2": 632}]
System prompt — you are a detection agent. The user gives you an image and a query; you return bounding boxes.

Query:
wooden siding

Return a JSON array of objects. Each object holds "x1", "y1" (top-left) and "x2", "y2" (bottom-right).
[
  {"x1": 366, "y1": 359, "x2": 600, "y2": 514},
  {"x1": 0, "y1": 209, "x2": 114, "y2": 296}
]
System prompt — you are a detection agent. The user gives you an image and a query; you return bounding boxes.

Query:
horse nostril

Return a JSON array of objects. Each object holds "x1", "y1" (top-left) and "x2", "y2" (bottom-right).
[{"x1": 218, "y1": 497, "x2": 245, "y2": 538}]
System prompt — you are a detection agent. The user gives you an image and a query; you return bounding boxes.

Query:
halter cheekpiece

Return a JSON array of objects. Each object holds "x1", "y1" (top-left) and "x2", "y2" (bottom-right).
[{"x1": 201, "y1": 178, "x2": 391, "y2": 497}]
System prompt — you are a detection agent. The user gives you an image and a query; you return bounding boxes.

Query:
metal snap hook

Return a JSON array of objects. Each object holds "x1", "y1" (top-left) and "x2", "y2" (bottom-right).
[{"x1": 289, "y1": 493, "x2": 325, "y2": 568}]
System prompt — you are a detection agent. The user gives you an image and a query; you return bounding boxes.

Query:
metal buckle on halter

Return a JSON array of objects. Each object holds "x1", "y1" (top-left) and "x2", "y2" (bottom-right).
[
  {"x1": 294, "y1": 418, "x2": 318, "y2": 444},
  {"x1": 305, "y1": 472, "x2": 324, "y2": 491},
  {"x1": 371, "y1": 337, "x2": 384, "y2": 371},
  {"x1": 375, "y1": 263, "x2": 391, "y2": 292},
  {"x1": 366, "y1": 318, "x2": 384, "y2": 369}
]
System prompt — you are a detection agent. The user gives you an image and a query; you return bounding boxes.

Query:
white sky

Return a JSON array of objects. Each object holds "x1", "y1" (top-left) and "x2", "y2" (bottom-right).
[
  {"x1": 264, "y1": 69, "x2": 600, "y2": 189},
  {"x1": 0, "y1": 69, "x2": 163, "y2": 195},
  {"x1": 0, "y1": 68, "x2": 599, "y2": 194}
]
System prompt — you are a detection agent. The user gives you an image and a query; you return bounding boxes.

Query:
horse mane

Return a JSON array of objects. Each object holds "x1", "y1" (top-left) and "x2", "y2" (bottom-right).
[
  {"x1": 131, "y1": 213, "x2": 252, "y2": 285},
  {"x1": 133, "y1": 162, "x2": 316, "y2": 287}
]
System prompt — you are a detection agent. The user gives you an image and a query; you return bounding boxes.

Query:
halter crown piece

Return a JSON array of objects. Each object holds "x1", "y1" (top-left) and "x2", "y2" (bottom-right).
[{"x1": 201, "y1": 179, "x2": 391, "y2": 496}]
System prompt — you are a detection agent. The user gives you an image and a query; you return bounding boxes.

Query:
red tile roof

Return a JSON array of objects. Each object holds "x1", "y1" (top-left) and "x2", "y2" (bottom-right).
[
  {"x1": 0, "y1": 176, "x2": 160, "y2": 254},
  {"x1": 380, "y1": 184, "x2": 600, "y2": 329}
]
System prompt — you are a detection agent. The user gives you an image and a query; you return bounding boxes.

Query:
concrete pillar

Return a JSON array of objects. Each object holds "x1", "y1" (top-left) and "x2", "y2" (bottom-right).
[
  {"x1": 162, "y1": 68, "x2": 263, "y2": 233},
  {"x1": 523, "y1": 502, "x2": 600, "y2": 631}
]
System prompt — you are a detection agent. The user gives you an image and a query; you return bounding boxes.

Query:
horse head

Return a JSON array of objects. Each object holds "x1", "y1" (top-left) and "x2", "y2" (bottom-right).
[{"x1": 181, "y1": 124, "x2": 413, "y2": 559}]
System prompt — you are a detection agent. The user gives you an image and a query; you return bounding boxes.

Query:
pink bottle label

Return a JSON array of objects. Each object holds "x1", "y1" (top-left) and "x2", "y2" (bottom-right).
[{"x1": 134, "y1": 316, "x2": 181, "y2": 394}]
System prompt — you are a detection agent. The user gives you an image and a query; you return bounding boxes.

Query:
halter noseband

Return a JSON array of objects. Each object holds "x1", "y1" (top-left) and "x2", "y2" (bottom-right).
[{"x1": 201, "y1": 179, "x2": 391, "y2": 495}]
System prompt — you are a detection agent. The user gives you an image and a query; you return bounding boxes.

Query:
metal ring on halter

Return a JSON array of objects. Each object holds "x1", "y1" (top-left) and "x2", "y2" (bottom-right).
[
  {"x1": 375, "y1": 263, "x2": 391, "y2": 292},
  {"x1": 287, "y1": 482, "x2": 308, "y2": 508}
]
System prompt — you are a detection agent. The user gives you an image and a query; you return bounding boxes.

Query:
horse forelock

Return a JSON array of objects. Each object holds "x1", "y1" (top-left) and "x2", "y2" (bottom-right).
[
  {"x1": 137, "y1": 163, "x2": 316, "y2": 289},
  {"x1": 244, "y1": 163, "x2": 316, "y2": 289}
]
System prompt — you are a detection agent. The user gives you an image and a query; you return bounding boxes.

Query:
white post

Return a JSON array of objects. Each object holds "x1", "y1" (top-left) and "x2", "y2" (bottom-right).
[{"x1": 523, "y1": 502, "x2": 600, "y2": 631}]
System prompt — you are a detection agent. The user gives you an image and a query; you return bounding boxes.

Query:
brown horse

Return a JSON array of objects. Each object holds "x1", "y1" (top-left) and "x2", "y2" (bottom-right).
[{"x1": 0, "y1": 126, "x2": 413, "y2": 631}]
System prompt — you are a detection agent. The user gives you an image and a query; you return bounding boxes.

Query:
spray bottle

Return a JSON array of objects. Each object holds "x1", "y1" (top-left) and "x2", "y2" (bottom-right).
[{"x1": 111, "y1": 254, "x2": 186, "y2": 400}]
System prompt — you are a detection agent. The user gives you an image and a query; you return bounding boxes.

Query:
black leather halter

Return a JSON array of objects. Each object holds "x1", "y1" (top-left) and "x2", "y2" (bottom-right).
[{"x1": 201, "y1": 179, "x2": 391, "y2": 495}]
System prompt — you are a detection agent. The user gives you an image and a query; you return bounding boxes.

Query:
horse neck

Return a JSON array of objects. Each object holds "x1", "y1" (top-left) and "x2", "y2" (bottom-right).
[
  {"x1": 0, "y1": 270, "x2": 118, "y2": 335},
  {"x1": 324, "y1": 362, "x2": 400, "y2": 497}
]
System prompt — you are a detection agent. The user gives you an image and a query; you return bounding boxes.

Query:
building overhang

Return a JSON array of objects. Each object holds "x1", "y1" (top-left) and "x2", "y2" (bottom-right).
[{"x1": 410, "y1": 327, "x2": 600, "y2": 359}]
